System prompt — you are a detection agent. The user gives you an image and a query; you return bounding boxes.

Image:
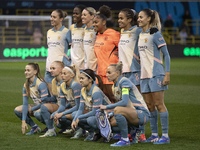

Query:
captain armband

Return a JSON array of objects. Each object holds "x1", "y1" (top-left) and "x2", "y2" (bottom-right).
[{"x1": 122, "y1": 88, "x2": 129, "y2": 95}]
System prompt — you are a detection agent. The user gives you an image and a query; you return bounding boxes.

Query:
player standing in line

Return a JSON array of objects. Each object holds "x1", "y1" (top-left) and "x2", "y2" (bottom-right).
[
  {"x1": 100, "y1": 62, "x2": 150, "y2": 147},
  {"x1": 70, "y1": 5, "x2": 86, "y2": 71},
  {"x1": 71, "y1": 69, "x2": 111, "y2": 141},
  {"x1": 117, "y1": 8, "x2": 146, "y2": 142},
  {"x1": 39, "y1": 61, "x2": 64, "y2": 137},
  {"x1": 52, "y1": 65, "x2": 82, "y2": 139},
  {"x1": 45, "y1": 9, "x2": 71, "y2": 94},
  {"x1": 93, "y1": 5, "x2": 120, "y2": 103},
  {"x1": 14, "y1": 63, "x2": 50, "y2": 135},
  {"x1": 137, "y1": 8, "x2": 170, "y2": 144},
  {"x1": 82, "y1": 7, "x2": 97, "y2": 71}
]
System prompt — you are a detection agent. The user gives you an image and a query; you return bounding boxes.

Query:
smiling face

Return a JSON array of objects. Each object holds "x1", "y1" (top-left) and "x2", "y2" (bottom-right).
[
  {"x1": 106, "y1": 66, "x2": 119, "y2": 83},
  {"x1": 73, "y1": 7, "x2": 82, "y2": 24},
  {"x1": 93, "y1": 16, "x2": 106, "y2": 33},
  {"x1": 82, "y1": 9, "x2": 94, "y2": 25},
  {"x1": 24, "y1": 65, "x2": 37, "y2": 80},
  {"x1": 118, "y1": 11, "x2": 132, "y2": 30},
  {"x1": 137, "y1": 11, "x2": 151, "y2": 30},
  {"x1": 50, "y1": 10, "x2": 63, "y2": 27}
]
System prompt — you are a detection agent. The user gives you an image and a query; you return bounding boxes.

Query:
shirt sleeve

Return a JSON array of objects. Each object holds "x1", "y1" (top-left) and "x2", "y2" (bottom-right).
[
  {"x1": 38, "y1": 82, "x2": 49, "y2": 102},
  {"x1": 62, "y1": 83, "x2": 81, "y2": 115},
  {"x1": 160, "y1": 45, "x2": 171, "y2": 72},
  {"x1": 66, "y1": 30, "x2": 72, "y2": 45},
  {"x1": 113, "y1": 31, "x2": 120, "y2": 46},
  {"x1": 31, "y1": 82, "x2": 49, "y2": 111},
  {"x1": 62, "y1": 97, "x2": 80, "y2": 116},
  {"x1": 55, "y1": 97, "x2": 67, "y2": 113},
  {"x1": 154, "y1": 32, "x2": 166, "y2": 49},
  {"x1": 22, "y1": 87, "x2": 29, "y2": 121},
  {"x1": 73, "y1": 95, "x2": 84, "y2": 121},
  {"x1": 106, "y1": 88, "x2": 129, "y2": 109},
  {"x1": 77, "y1": 91, "x2": 103, "y2": 119},
  {"x1": 106, "y1": 79, "x2": 130, "y2": 109},
  {"x1": 72, "y1": 82, "x2": 81, "y2": 100}
]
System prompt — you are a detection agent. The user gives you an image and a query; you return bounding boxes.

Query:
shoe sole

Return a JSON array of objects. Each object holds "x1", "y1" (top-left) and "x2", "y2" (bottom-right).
[
  {"x1": 39, "y1": 134, "x2": 56, "y2": 138},
  {"x1": 110, "y1": 144, "x2": 130, "y2": 147},
  {"x1": 153, "y1": 141, "x2": 170, "y2": 144}
]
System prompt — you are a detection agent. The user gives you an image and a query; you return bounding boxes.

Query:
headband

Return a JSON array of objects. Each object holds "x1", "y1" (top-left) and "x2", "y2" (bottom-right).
[
  {"x1": 64, "y1": 66, "x2": 74, "y2": 75},
  {"x1": 81, "y1": 71, "x2": 94, "y2": 81}
]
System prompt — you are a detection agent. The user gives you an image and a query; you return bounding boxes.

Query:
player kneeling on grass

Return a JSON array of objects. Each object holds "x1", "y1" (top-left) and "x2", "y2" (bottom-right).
[
  {"x1": 14, "y1": 63, "x2": 51, "y2": 135},
  {"x1": 39, "y1": 61, "x2": 65, "y2": 137},
  {"x1": 99, "y1": 62, "x2": 150, "y2": 147},
  {"x1": 71, "y1": 69, "x2": 111, "y2": 141},
  {"x1": 52, "y1": 65, "x2": 82, "y2": 139}
]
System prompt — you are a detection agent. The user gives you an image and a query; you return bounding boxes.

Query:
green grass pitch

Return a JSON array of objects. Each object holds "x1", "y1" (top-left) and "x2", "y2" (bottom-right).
[{"x1": 0, "y1": 58, "x2": 199, "y2": 150}]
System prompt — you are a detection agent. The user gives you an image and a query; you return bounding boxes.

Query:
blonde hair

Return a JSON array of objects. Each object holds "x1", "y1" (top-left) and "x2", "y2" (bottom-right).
[
  {"x1": 51, "y1": 61, "x2": 64, "y2": 96},
  {"x1": 109, "y1": 61, "x2": 123, "y2": 75},
  {"x1": 63, "y1": 64, "x2": 80, "y2": 82},
  {"x1": 85, "y1": 7, "x2": 96, "y2": 16}
]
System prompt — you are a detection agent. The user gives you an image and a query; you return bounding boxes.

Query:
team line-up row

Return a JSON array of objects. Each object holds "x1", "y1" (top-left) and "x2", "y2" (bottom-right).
[{"x1": 14, "y1": 4, "x2": 171, "y2": 147}]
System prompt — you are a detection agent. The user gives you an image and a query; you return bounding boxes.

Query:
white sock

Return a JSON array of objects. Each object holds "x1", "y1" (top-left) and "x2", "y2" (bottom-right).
[
  {"x1": 162, "y1": 133, "x2": 169, "y2": 138},
  {"x1": 152, "y1": 133, "x2": 158, "y2": 136},
  {"x1": 48, "y1": 128, "x2": 54, "y2": 132},
  {"x1": 121, "y1": 137, "x2": 129, "y2": 142}
]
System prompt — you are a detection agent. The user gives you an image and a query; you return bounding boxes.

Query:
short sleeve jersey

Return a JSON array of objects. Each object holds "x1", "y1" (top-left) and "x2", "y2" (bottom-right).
[
  {"x1": 118, "y1": 26, "x2": 142, "y2": 73},
  {"x1": 138, "y1": 30, "x2": 166, "y2": 79},
  {"x1": 46, "y1": 26, "x2": 70, "y2": 71}
]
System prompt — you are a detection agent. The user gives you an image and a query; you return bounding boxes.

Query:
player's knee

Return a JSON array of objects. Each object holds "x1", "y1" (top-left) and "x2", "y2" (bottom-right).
[
  {"x1": 14, "y1": 106, "x2": 21, "y2": 112},
  {"x1": 40, "y1": 104, "x2": 48, "y2": 113},
  {"x1": 155, "y1": 103, "x2": 166, "y2": 112},
  {"x1": 113, "y1": 106, "x2": 123, "y2": 114}
]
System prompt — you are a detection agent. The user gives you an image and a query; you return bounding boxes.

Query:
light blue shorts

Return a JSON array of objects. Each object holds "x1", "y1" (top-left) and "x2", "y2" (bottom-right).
[
  {"x1": 44, "y1": 71, "x2": 54, "y2": 83},
  {"x1": 123, "y1": 72, "x2": 140, "y2": 86},
  {"x1": 140, "y1": 75, "x2": 168, "y2": 93}
]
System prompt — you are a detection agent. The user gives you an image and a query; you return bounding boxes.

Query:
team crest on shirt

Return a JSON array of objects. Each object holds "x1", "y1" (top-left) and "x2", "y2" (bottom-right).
[
  {"x1": 58, "y1": 36, "x2": 61, "y2": 40},
  {"x1": 128, "y1": 33, "x2": 131, "y2": 38},
  {"x1": 104, "y1": 36, "x2": 108, "y2": 41},
  {"x1": 144, "y1": 38, "x2": 148, "y2": 43}
]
